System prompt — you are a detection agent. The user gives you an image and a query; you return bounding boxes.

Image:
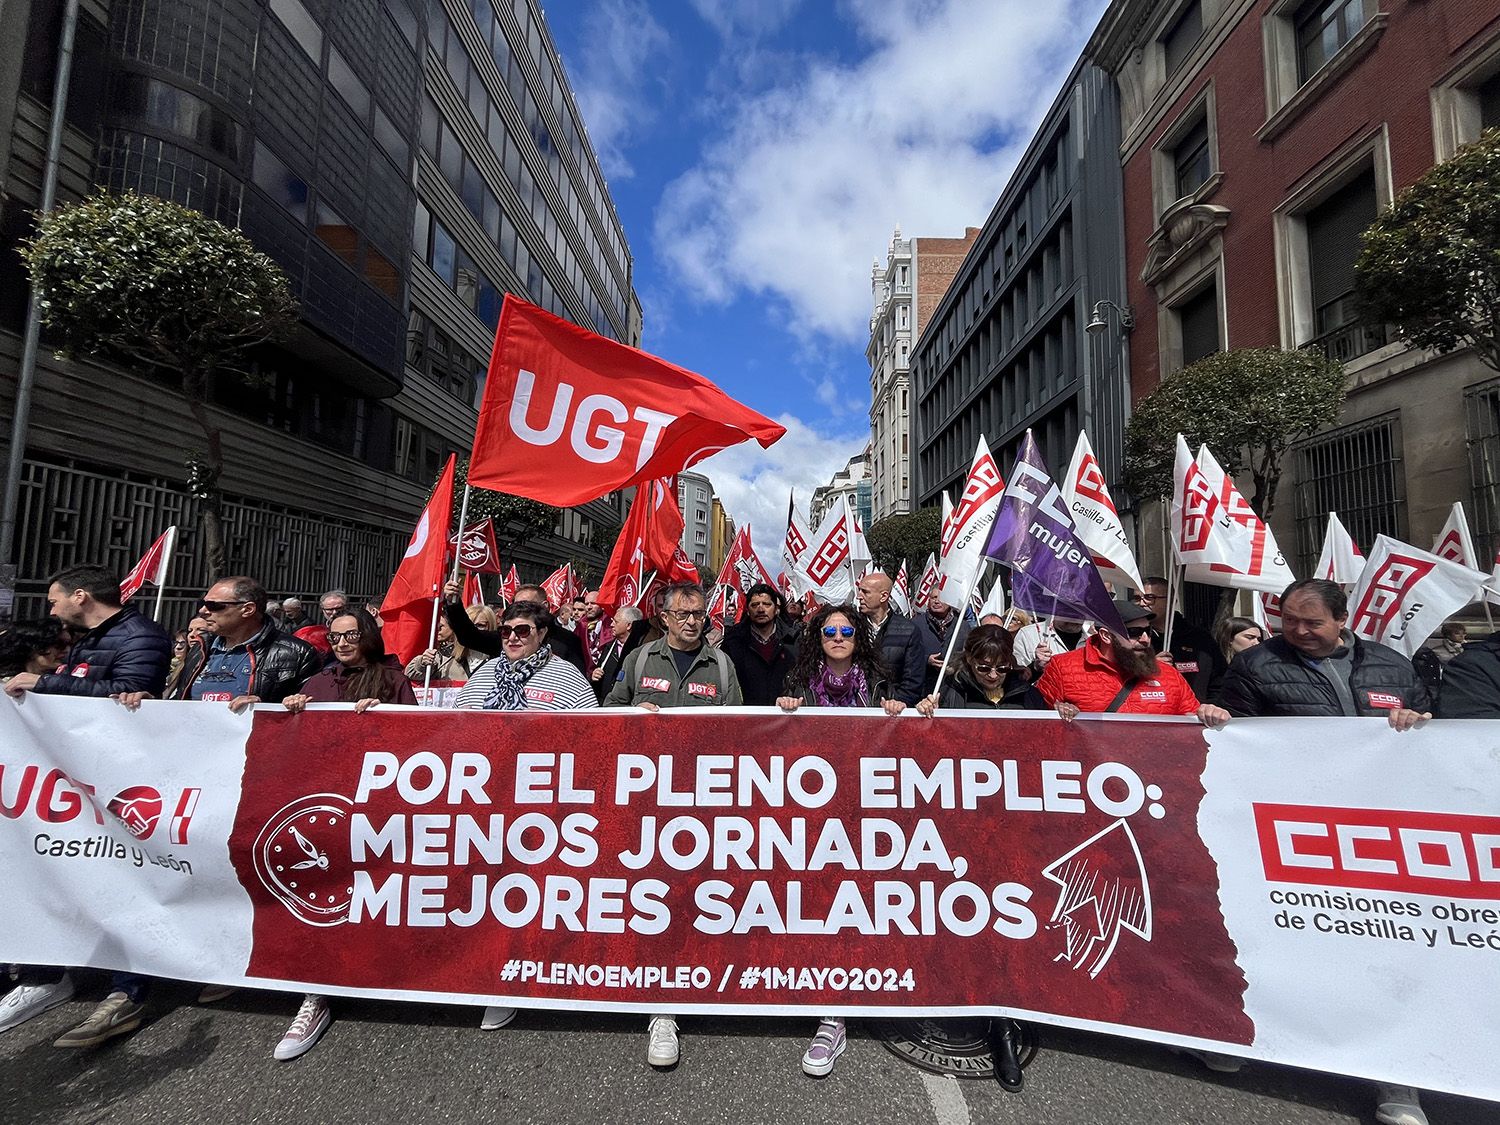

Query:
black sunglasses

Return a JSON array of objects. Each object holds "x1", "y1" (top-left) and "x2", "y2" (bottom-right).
[
  {"x1": 201, "y1": 599, "x2": 250, "y2": 612},
  {"x1": 498, "y1": 623, "x2": 536, "y2": 640}
]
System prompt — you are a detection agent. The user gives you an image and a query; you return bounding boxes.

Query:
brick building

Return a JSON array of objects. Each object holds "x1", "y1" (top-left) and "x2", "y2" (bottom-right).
[{"x1": 1088, "y1": 0, "x2": 1500, "y2": 573}]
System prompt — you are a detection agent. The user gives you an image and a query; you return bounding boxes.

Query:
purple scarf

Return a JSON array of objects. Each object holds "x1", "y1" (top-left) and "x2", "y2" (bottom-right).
[{"x1": 810, "y1": 663, "x2": 870, "y2": 708}]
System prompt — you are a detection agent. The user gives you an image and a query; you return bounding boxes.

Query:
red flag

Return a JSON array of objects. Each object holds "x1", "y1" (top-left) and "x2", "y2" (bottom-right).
[
  {"x1": 707, "y1": 584, "x2": 736, "y2": 632},
  {"x1": 379, "y1": 455, "x2": 457, "y2": 665},
  {"x1": 540, "y1": 563, "x2": 577, "y2": 611},
  {"x1": 120, "y1": 527, "x2": 177, "y2": 603},
  {"x1": 468, "y1": 297, "x2": 786, "y2": 505},
  {"x1": 500, "y1": 565, "x2": 520, "y2": 605},
  {"x1": 597, "y1": 477, "x2": 697, "y2": 611},
  {"x1": 449, "y1": 520, "x2": 501, "y2": 573},
  {"x1": 462, "y1": 570, "x2": 484, "y2": 608},
  {"x1": 714, "y1": 525, "x2": 776, "y2": 600}
]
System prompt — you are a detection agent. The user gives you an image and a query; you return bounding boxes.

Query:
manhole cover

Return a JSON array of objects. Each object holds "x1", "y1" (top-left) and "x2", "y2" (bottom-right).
[{"x1": 874, "y1": 1017, "x2": 1039, "y2": 1079}]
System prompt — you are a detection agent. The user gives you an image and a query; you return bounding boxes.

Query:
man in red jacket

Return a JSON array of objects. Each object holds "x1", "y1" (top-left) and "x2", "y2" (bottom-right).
[{"x1": 1035, "y1": 600, "x2": 1228, "y2": 726}]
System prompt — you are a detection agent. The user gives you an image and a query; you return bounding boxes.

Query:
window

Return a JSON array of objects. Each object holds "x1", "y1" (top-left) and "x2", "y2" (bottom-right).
[
  {"x1": 431, "y1": 221, "x2": 456, "y2": 286},
  {"x1": 364, "y1": 245, "x2": 399, "y2": 299},
  {"x1": 314, "y1": 201, "x2": 359, "y2": 269},
  {"x1": 1161, "y1": 1, "x2": 1203, "y2": 78},
  {"x1": 252, "y1": 142, "x2": 308, "y2": 222},
  {"x1": 1304, "y1": 171, "x2": 1386, "y2": 359},
  {"x1": 1293, "y1": 414, "x2": 1405, "y2": 569},
  {"x1": 461, "y1": 157, "x2": 485, "y2": 220},
  {"x1": 327, "y1": 48, "x2": 370, "y2": 120},
  {"x1": 1295, "y1": 0, "x2": 1369, "y2": 84},
  {"x1": 269, "y1": 0, "x2": 323, "y2": 62},
  {"x1": 421, "y1": 95, "x2": 441, "y2": 156},
  {"x1": 373, "y1": 107, "x2": 408, "y2": 169},
  {"x1": 1177, "y1": 284, "x2": 1220, "y2": 367},
  {"x1": 1483, "y1": 70, "x2": 1500, "y2": 130},
  {"x1": 1173, "y1": 116, "x2": 1211, "y2": 200},
  {"x1": 385, "y1": 0, "x2": 418, "y2": 46},
  {"x1": 412, "y1": 199, "x2": 431, "y2": 259},
  {"x1": 116, "y1": 74, "x2": 243, "y2": 161},
  {"x1": 406, "y1": 310, "x2": 428, "y2": 368},
  {"x1": 1465, "y1": 379, "x2": 1500, "y2": 562}
]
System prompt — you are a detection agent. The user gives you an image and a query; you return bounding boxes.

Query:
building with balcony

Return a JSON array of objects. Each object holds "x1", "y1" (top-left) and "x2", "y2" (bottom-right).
[
  {"x1": 867, "y1": 224, "x2": 978, "y2": 521},
  {"x1": 1087, "y1": 0, "x2": 1500, "y2": 572},
  {"x1": 677, "y1": 470, "x2": 713, "y2": 572},
  {"x1": 912, "y1": 60, "x2": 1131, "y2": 508},
  {"x1": 0, "y1": 0, "x2": 639, "y2": 619},
  {"x1": 810, "y1": 449, "x2": 871, "y2": 531}
]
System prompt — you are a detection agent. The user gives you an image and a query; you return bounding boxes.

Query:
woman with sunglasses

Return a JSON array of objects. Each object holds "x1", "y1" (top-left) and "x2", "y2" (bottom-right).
[
  {"x1": 271, "y1": 609, "x2": 415, "y2": 1062},
  {"x1": 776, "y1": 603, "x2": 902, "y2": 1078},
  {"x1": 915, "y1": 624, "x2": 1029, "y2": 715}
]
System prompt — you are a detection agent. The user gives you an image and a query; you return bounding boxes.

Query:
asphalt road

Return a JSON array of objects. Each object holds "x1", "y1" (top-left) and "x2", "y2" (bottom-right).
[{"x1": 1, "y1": 975, "x2": 1493, "y2": 1125}]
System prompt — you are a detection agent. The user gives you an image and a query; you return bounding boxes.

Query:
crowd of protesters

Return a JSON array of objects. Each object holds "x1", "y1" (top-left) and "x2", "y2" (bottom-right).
[{"x1": 1, "y1": 560, "x2": 1490, "y2": 1123}]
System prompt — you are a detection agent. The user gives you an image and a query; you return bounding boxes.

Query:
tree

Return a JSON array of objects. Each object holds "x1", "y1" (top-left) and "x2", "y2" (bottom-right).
[
  {"x1": 1356, "y1": 127, "x2": 1500, "y2": 372},
  {"x1": 1123, "y1": 347, "x2": 1346, "y2": 518},
  {"x1": 865, "y1": 507, "x2": 943, "y2": 575},
  {"x1": 449, "y1": 456, "x2": 557, "y2": 561},
  {"x1": 21, "y1": 192, "x2": 297, "y2": 576}
]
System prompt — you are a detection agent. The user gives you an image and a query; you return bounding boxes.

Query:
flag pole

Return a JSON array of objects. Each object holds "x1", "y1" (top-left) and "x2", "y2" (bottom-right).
[
  {"x1": 448, "y1": 484, "x2": 473, "y2": 585},
  {"x1": 930, "y1": 559, "x2": 989, "y2": 705},
  {"x1": 422, "y1": 591, "x2": 442, "y2": 695},
  {"x1": 150, "y1": 525, "x2": 177, "y2": 624}
]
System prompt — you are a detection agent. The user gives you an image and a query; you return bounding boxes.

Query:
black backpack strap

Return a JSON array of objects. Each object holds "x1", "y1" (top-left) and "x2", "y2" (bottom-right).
[{"x1": 1103, "y1": 678, "x2": 1139, "y2": 713}]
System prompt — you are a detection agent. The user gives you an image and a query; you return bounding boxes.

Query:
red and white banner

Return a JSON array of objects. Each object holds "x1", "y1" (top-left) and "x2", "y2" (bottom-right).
[
  {"x1": 1170, "y1": 435, "x2": 1250, "y2": 569},
  {"x1": 1062, "y1": 433, "x2": 1142, "y2": 592},
  {"x1": 1348, "y1": 535, "x2": 1487, "y2": 657},
  {"x1": 1315, "y1": 513, "x2": 1364, "y2": 586},
  {"x1": 500, "y1": 565, "x2": 520, "y2": 606},
  {"x1": 937, "y1": 438, "x2": 1004, "y2": 609},
  {"x1": 468, "y1": 297, "x2": 785, "y2": 506},
  {"x1": 891, "y1": 560, "x2": 911, "y2": 616},
  {"x1": 1184, "y1": 445, "x2": 1295, "y2": 595},
  {"x1": 449, "y1": 520, "x2": 501, "y2": 574},
  {"x1": 3, "y1": 697, "x2": 1497, "y2": 1101},
  {"x1": 781, "y1": 495, "x2": 814, "y2": 598},
  {"x1": 802, "y1": 497, "x2": 868, "y2": 603},
  {"x1": 120, "y1": 526, "x2": 177, "y2": 604},
  {"x1": 912, "y1": 553, "x2": 939, "y2": 611},
  {"x1": 540, "y1": 563, "x2": 579, "y2": 612}
]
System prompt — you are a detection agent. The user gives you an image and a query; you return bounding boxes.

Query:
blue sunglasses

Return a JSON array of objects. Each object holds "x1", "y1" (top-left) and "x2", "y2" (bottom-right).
[{"x1": 822, "y1": 625, "x2": 856, "y2": 638}]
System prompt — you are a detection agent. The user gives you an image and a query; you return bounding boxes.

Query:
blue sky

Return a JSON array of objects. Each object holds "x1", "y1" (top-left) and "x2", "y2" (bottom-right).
[{"x1": 548, "y1": 0, "x2": 1109, "y2": 559}]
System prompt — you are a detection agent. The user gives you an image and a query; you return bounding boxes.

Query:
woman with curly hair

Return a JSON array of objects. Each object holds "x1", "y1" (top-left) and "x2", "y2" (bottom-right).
[{"x1": 776, "y1": 602, "x2": 903, "y2": 1078}]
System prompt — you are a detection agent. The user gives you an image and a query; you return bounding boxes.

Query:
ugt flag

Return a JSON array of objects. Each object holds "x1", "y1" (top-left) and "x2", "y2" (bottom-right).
[
  {"x1": 597, "y1": 477, "x2": 696, "y2": 611},
  {"x1": 469, "y1": 297, "x2": 785, "y2": 506},
  {"x1": 379, "y1": 455, "x2": 457, "y2": 665},
  {"x1": 1348, "y1": 536, "x2": 1486, "y2": 657},
  {"x1": 716, "y1": 526, "x2": 776, "y2": 602},
  {"x1": 983, "y1": 431, "x2": 1124, "y2": 635},
  {"x1": 120, "y1": 526, "x2": 177, "y2": 603}
]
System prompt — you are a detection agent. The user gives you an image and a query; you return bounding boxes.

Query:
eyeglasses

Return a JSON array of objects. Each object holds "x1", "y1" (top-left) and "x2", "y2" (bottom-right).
[
  {"x1": 201, "y1": 599, "x2": 249, "y2": 612},
  {"x1": 667, "y1": 610, "x2": 707, "y2": 623},
  {"x1": 971, "y1": 662, "x2": 1000, "y2": 675},
  {"x1": 1133, "y1": 594, "x2": 1159, "y2": 604},
  {"x1": 498, "y1": 623, "x2": 536, "y2": 640},
  {"x1": 327, "y1": 629, "x2": 362, "y2": 644},
  {"x1": 822, "y1": 625, "x2": 857, "y2": 638},
  {"x1": 172, "y1": 641, "x2": 189, "y2": 650}
]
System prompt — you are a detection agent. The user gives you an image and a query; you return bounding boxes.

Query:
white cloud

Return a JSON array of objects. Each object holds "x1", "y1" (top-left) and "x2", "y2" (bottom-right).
[
  {"x1": 695, "y1": 413, "x2": 866, "y2": 570},
  {"x1": 689, "y1": 0, "x2": 802, "y2": 41},
  {"x1": 566, "y1": 0, "x2": 671, "y2": 180},
  {"x1": 655, "y1": 0, "x2": 1105, "y2": 342}
]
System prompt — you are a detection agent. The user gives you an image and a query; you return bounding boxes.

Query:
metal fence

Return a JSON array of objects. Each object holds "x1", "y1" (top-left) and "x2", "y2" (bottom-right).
[
  {"x1": 9, "y1": 457, "x2": 405, "y2": 627},
  {"x1": 1465, "y1": 377, "x2": 1500, "y2": 564}
]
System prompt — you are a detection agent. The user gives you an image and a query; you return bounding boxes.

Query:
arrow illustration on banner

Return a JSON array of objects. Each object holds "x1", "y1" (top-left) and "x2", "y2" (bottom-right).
[{"x1": 1042, "y1": 820, "x2": 1153, "y2": 979}]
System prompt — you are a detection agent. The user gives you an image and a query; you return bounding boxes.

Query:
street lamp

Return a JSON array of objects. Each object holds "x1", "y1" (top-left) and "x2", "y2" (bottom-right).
[{"x1": 1085, "y1": 299, "x2": 1135, "y2": 335}]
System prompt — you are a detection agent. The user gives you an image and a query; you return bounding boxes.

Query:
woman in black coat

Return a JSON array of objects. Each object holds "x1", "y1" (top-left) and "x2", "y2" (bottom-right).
[{"x1": 917, "y1": 624, "x2": 1029, "y2": 714}]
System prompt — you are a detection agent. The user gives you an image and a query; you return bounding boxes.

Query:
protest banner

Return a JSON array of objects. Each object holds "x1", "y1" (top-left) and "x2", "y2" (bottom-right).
[{"x1": 1, "y1": 698, "x2": 1496, "y2": 1102}]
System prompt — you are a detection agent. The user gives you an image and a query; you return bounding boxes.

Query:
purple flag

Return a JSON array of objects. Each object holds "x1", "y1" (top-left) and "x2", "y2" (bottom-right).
[{"x1": 983, "y1": 432, "x2": 1126, "y2": 634}]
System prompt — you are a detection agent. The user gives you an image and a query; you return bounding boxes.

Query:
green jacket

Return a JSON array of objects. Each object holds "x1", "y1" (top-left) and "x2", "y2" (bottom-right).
[{"x1": 604, "y1": 637, "x2": 743, "y2": 707}]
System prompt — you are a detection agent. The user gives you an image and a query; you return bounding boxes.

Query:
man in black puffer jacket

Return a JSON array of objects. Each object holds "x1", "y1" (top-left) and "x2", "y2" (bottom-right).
[
  {"x1": 1217, "y1": 578, "x2": 1431, "y2": 728},
  {"x1": 168, "y1": 575, "x2": 321, "y2": 710},
  {"x1": 855, "y1": 571, "x2": 926, "y2": 705},
  {"x1": 719, "y1": 583, "x2": 799, "y2": 706},
  {"x1": 1434, "y1": 631, "x2": 1500, "y2": 718},
  {"x1": 3, "y1": 565, "x2": 172, "y2": 700}
]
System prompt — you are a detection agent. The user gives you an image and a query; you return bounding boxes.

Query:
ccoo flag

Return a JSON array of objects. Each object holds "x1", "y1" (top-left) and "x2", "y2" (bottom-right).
[
  {"x1": 1061, "y1": 432, "x2": 1142, "y2": 592},
  {"x1": 936, "y1": 439, "x2": 1005, "y2": 609},
  {"x1": 1315, "y1": 513, "x2": 1364, "y2": 586},
  {"x1": 1348, "y1": 536, "x2": 1486, "y2": 657},
  {"x1": 983, "y1": 431, "x2": 1125, "y2": 634},
  {"x1": 469, "y1": 297, "x2": 785, "y2": 506}
]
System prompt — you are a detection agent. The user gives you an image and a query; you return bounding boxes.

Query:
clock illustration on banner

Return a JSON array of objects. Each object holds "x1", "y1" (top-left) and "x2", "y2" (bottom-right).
[{"x1": 252, "y1": 794, "x2": 354, "y2": 926}]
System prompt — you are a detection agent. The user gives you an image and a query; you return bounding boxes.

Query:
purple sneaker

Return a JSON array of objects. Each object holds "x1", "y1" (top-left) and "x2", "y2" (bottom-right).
[{"x1": 802, "y1": 1017, "x2": 846, "y2": 1077}]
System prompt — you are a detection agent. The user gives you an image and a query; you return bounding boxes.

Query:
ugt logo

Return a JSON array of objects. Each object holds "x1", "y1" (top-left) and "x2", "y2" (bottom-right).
[{"x1": 1351, "y1": 555, "x2": 1434, "y2": 639}]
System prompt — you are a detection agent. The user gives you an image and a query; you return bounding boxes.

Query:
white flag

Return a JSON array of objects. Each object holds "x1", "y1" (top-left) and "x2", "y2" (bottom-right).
[
  {"x1": 802, "y1": 496, "x2": 867, "y2": 603},
  {"x1": 1252, "y1": 592, "x2": 1283, "y2": 633},
  {"x1": 781, "y1": 498, "x2": 815, "y2": 597},
  {"x1": 976, "y1": 574, "x2": 1007, "y2": 620},
  {"x1": 1062, "y1": 432, "x2": 1143, "y2": 592},
  {"x1": 912, "y1": 553, "x2": 939, "y2": 611},
  {"x1": 1183, "y1": 445, "x2": 1295, "y2": 594},
  {"x1": 1348, "y1": 536, "x2": 1487, "y2": 657},
  {"x1": 1315, "y1": 513, "x2": 1365, "y2": 586},
  {"x1": 1432, "y1": 502, "x2": 1478, "y2": 569},
  {"x1": 891, "y1": 560, "x2": 911, "y2": 616},
  {"x1": 937, "y1": 438, "x2": 1005, "y2": 609},
  {"x1": 1170, "y1": 435, "x2": 1250, "y2": 568}
]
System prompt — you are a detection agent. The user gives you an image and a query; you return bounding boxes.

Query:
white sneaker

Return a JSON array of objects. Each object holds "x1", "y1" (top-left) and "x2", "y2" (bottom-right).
[
  {"x1": 0, "y1": 974, "x2": 75, "y2": 1033},
  {"x1": 274, "y1": 994, "x2": 331, "y2": 1061},
  {"x1": 647, "y1": 1015, "x2": 679, "y2": 1067},
  {"x1": 479, "y1": 1006, "x2": 516, "y2": 1030},
  {"x1": 1374, "y1": 1084, "x2": 1428, "y2": 1125}
]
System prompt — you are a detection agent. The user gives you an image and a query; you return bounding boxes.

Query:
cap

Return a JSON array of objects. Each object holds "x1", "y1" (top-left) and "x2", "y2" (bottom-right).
[{"x1": 1112, "y1": 600, "x2": 1153, "y2": 626}]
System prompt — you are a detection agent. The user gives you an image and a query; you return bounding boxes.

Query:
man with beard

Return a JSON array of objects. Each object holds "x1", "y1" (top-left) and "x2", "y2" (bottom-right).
[
  {"x1": 1035, "y1": 600, "x2": 1228, "y2": 724},
  {"x1": 719, "y1": 583, "x2": 799, "y2": 706}
]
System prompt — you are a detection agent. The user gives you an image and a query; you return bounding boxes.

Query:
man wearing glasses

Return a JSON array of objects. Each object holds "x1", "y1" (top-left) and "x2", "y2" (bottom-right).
[
  {"x1": 1132, "y1": 576, "x2": 1225, "y2": 701},
  {"x1": 604, "y1": 581, "x2": 742, "y2": 1069},
  {"x1": 167, "y1": 577, "x2": 322, "y2": 711},
  {"x1": 1034, "y1": 600, "x2": 1228, "y2": 725}
]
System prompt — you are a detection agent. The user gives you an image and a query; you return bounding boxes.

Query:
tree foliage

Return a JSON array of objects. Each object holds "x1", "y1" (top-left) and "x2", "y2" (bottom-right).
[
  {"x1": 22, "y1": 191, "x2": 297, "y2": 575},
  {"x1": 450, "y1": 456, "x2": 558, "y2": 557},
  {"x1": 1355, "y1": 127, "x2": 1500, "y2": 371},
  {"x1": 865, "y1": 507, "x2": 943, "y2": 575},
  {"x1": 1123, "y1": 347, "x2": 1346, "y2": 518}
]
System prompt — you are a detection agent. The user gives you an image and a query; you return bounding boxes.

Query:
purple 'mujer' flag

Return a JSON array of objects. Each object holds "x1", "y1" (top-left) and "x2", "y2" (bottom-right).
[{"x1": 983, "y1": 431, "x2": 1126, "y2": 635}]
